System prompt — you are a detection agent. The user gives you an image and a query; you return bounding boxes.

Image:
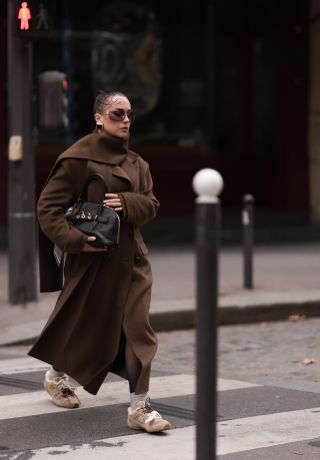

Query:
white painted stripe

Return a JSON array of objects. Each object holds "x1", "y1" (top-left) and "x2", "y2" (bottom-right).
[
  {"x1": 0, "y1": 373, "x2": 259, "y2": 421},
  {"x1": 217, "y1": 406, "x2": 320, "y2": 454},
  {"x1": 0, "y1": 357, "x2": 50, "y2": 375},
  {"x1": 19, "y1": 406, "x2": 320, "y2": 459},
  {"x1": 0, "y1": 356, "x2": 262, "y2": 389},
  {"x1": 0, "y1": 374, "x2": 193, "y2": 421},
  {"x1": 6, "y1": 427, "x2": 196, "y2": 460},
  {"x1": 217, "y1": 378, "x2": 259, "y2": 391}
]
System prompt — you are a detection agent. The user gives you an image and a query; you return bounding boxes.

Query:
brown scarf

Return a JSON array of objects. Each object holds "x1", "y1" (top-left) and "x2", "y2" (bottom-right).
[{"x1": 58, "y1": 130, "x2": 129, "y2": 166}]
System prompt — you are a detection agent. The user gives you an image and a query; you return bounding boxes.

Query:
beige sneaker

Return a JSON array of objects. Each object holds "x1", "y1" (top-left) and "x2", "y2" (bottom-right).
[
  {"x1": 44, "y1": 372, "x2": 80, "y2": 409},
  {"x1": 127, "y1": 397, "x2": 171, "y2": 433}
]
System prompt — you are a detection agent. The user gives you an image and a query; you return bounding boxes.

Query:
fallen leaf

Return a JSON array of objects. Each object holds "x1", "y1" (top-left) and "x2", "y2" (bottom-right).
[
  {"x1": 302, "y1": 358, "x2": 316, "y2": 365},
  {"x1": 289, "y1": 314, "x2": 306, "y2": 322},
  {"x1": 260, "y1": 321, "x2": 269, "y2": 328}
]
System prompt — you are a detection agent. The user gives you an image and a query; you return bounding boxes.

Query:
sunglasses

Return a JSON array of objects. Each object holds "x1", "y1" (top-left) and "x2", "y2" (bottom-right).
[{"x1": 104, "y1": 109, "x2": 135, "y2": 123}]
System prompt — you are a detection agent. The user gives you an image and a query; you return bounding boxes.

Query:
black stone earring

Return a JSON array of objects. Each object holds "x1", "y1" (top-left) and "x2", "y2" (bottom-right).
[{"x1": 96, "y1": 121, "x2": 103, "y2": 130}]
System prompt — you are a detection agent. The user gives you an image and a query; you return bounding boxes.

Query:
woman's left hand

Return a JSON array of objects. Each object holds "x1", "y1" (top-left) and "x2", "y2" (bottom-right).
[{"x1": 103, "y1": 193, "x2": 123, "y2": 212}]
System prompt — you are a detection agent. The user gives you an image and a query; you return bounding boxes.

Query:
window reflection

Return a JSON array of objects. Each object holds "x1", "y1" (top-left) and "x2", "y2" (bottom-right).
[{"x1": 33, "y1": 0, "x2": 208, "y2": 148}]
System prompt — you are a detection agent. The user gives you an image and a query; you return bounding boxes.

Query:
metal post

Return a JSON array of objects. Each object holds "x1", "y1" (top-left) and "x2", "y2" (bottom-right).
[
  {"x1": 193, "y1": 169, "x2": 223, "y2": 460},
  {"x1": 7, "y1": 0, "x2": 37, "y2": 304},
  {"x1": 242, "y1": 194, "x2": 254, "y2": 289}
]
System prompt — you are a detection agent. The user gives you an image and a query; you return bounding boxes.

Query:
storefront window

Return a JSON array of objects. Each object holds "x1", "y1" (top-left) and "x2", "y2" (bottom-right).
[{"x1": 32, "y1": 0, "x2": 209, "y2": 148}]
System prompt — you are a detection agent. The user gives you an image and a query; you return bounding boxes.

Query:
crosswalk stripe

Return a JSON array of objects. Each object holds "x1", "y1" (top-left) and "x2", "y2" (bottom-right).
[
  {"x1": 216, "y1": 378, "x2": 260, "y2": 391},
  {"x1": 0, "y1": 372, "x2": 259, "y2": 421},
  {"x1": 14, "y1": 406, "x2": 320, "y2": 459},
  {"x1": 0, "y1": 374, "x2": 194, "y2": 421},
  {"x1": 217, "y1": 406, "x2": 320, "y2": 455},
  {"x1": 0, "y1": 356, "x2": 262, "y2": 393},
  {"x1": 3, "y1": 361, "x2": 320, "y2": 458},
  {"x1": 4, "y1": 426, "x2": 196, "y2": 460},
  {"x1": 0, "y1": 356, "x2": 49, "y2": 375}
]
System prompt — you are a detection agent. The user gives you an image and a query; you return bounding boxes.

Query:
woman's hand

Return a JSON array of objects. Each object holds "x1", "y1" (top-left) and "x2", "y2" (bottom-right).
[
  {"x1": 103, "y1": 193, "x2": 123, "y2": 212},
  {"x1": 82, "y1": 236, "x2": 108, "y2": 252}
]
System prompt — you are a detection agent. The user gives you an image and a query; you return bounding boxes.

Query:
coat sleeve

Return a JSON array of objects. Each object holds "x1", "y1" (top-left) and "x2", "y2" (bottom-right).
[
  {"x1": 118, "y1": 161, "x2": 160, "y2": 227},
  {"x1": 37, "y1": 161, "x2": 86, "y2": 253}
]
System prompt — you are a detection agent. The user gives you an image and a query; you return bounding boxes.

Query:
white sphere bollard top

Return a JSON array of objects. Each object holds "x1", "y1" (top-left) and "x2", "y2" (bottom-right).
[{"x1": 192, "y1": 168, "x2": 224, "y2": 203}]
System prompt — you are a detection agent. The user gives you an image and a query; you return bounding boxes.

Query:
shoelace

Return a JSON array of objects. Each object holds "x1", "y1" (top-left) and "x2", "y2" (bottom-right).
[
  {"x1": 55, "y1": 378, "x2": 76, "y2": 396},
  {"x1": 141, "y1": 397, "x2": 161, "y2": 418}
]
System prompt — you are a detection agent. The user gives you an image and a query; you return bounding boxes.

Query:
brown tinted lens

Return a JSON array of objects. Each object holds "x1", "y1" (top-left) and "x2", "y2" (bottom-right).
[
  {"x1": 109, "y1": 110, "x2": 125, "y2": 121},
  {"x1": 109, "y1": 110, "x2": 135, "y2": 122}
]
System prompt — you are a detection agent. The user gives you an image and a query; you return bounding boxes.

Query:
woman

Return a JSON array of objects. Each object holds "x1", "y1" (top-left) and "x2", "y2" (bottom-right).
[{"x1": 28, "y1": 91, "x2": 171, "y2": 433}]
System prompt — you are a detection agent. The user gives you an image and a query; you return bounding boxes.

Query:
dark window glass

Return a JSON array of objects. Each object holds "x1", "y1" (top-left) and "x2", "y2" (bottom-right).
[{"x1": 32, "y1": 0, "x2": 209, "y2": 149}]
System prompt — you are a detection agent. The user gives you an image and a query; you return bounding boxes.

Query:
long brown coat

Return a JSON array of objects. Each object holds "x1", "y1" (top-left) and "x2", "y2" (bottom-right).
[{"x1": 28, "y1": 131, "x2": 159, "y2": 395}]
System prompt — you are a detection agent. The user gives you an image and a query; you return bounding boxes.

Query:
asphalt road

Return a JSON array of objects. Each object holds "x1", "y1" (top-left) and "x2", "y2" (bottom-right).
[{"x1": 2, "y1": 318, "x2": 320, "y2": 458}]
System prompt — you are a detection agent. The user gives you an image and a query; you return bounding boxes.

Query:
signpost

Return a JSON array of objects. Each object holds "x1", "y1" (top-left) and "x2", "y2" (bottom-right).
[{"x1": 7, "y1": 0, "x2": 37, "y2": 304}]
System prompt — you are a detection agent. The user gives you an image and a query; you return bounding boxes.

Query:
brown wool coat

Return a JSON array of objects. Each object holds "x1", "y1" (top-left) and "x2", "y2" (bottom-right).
[{"x1": 28, "y1": 131, "x2": 159, "y2": 395}]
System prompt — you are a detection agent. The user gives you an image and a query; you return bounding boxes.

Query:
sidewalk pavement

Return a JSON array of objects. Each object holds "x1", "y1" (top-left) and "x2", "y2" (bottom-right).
[{"x1": 1, "y1": 243, "x2": 320, "y2": 346}]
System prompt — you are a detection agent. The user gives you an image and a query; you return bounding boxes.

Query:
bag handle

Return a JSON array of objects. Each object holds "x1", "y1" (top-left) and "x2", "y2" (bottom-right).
[
  {"x1": 70, "y1": 173, "x2": 110, "y2": 219},
  {"x1": 79, "y1": 173, "x2": 110, "y2": 201}
]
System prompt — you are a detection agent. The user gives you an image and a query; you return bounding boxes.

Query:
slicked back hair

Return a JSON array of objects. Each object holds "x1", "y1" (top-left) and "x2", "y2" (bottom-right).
[{"x1": 93, "y1": 91, "x2": 128, "y2": 114}]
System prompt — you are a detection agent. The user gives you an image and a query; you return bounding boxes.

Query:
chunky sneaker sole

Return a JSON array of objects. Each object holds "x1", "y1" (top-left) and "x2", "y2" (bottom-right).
[
  {"x1": 127, "y1": 416, "x2": 171, "y2": 433},
  {"x1": 44, "y1": 374, "x2": 80, "y2": 409}
]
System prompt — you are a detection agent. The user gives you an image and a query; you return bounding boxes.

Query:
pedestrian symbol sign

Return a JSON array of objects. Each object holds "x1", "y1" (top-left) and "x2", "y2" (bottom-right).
[
  {"x1": 18, "y1": 2, "x2": 31, "y2": 30},
  {"x1": 36, "y1": 3, "x2": 49, "y2": 30}
]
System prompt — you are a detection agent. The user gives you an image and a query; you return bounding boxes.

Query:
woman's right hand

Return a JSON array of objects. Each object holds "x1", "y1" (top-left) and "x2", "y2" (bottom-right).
[{"x1": 82, "y1": 236, "x2": 108, "y2": 252}]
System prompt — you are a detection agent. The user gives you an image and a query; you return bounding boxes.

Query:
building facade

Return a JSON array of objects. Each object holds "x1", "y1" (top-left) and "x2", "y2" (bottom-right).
[{"x1": 0, "y1": 0, "x2": 318, "y2": 245}]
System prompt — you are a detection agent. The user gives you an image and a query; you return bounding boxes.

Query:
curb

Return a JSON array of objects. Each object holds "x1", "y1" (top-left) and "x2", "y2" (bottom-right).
[
  {"x1": 2, "y1": 299, "x2": 320, "y2": 347},
  {"x1": 150, "y1": 299, "x2": 320, "y2": 331},
  {"x1": 218, "y1": 299, "x2": 320, "y2": 325}
]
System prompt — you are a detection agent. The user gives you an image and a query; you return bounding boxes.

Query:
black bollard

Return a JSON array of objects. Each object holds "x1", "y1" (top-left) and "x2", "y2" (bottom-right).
[
  {"x1": 243, "y1": 194, "x2": 254, "y2": 289},
  {"x1": 193, "y1": 169, "x2": 223, "y2": 460}
]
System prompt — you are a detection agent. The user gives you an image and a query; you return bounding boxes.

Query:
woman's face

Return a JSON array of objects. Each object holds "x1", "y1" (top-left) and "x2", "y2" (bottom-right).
[{"x1": 94, "y1": 95, "x2": 132, "y2": 139}]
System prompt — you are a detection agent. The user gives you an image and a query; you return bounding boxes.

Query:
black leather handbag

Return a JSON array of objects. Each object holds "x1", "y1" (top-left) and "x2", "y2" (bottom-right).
[{"x1": 65, "y1": 173, "x2": 120, "y2": 249}]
